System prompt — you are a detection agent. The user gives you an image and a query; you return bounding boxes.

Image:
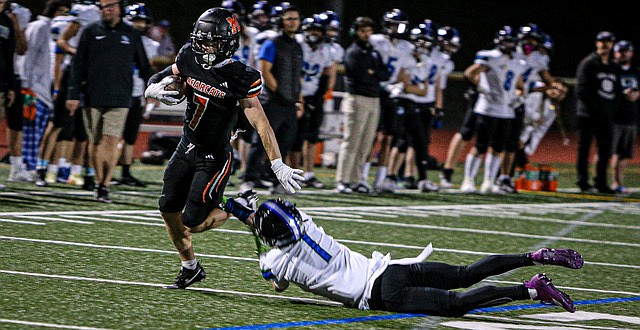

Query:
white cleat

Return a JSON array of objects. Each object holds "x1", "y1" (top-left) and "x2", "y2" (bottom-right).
[
  {"x1": 460, "y1": 178, "x2": 477, "y2": 193},
  {"x1": 439, "y1": 174, "x2": 454, "y2": 189},
  {"x1": 480, "y1": 179, "x2": 493, "y2": 194},
  {"x1": 418, "y1": 179, "x2": 439, "y2": 192}
]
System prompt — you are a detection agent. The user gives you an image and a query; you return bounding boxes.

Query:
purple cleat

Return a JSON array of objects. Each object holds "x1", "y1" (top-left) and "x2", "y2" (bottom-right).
[
  {"x1": 528, "y1": 248, "x2": 584, "y2": 269},
  {"x1": 525, "y1": 273, "x2": 576, "y2": 313}
]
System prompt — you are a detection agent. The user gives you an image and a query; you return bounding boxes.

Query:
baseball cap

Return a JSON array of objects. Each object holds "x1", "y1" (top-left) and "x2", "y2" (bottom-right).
[
  {"x1": 596, "y1": 31, "x2": 615, "y2": 42},
  {"x1": 614, "y1": 40, "x2": 634, "y2": 52},
  {"x1": 158, "y1": 19, "x2": 170, "y2": 28}
]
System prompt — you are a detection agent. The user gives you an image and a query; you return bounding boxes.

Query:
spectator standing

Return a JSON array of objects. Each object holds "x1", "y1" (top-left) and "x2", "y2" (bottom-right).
[
  {"x1": 66, "y1": 0, "x2": 153, "y2": 202},
  {"x1": 574, "y1": 31, "x2": 620, "y2": 194},
  {"x1": 20, "y1": 0, "x2": 72, "y2": 178},
  {"x1": 335, "y1": 16, "x2": 390, "y2": 193},
  {"x1": 610, "y1": 40, "x2": 639, "y2": 194},
  {"x1": 150, "y1": 19, "x2": 175, "y2": 59},
  {"x1": 2, "y1": 0, "x2": 30, "y2": 183},
  {"x1": 113, "y1": 2, "x2": 159, "y2": 187},
  {"x1": 241, "y1": 4, "x2": 304, "y2": 194},
  {"x1": 0, "y1": 0, "x2": 18, "y2": 188}
]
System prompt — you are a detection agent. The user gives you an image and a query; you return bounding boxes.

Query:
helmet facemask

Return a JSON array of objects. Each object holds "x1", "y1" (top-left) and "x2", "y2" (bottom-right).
[{"x1": 191, "y1": 35, "x2": 238, "y2": 67}]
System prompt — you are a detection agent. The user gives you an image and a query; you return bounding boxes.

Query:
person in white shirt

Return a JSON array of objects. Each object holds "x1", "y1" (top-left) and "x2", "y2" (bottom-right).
[
  {"x1": 222, "y1": 192, "x2": 582, "y2": 316},
  {"x1": 111, "y1": 2, "x2": 159, "y2": 188},
  {"x1": 292, "y1": 15, "x2": 335, "y2": 189},
  {"x1": 365, "y1": 8, "x2": 414, "y2": 194},
  {"x1": 460, "y1": 26, "x2": 528, "y2": 194},
  {"x1": 21, "y1": 0, "x2": 72, "y2": 178}
]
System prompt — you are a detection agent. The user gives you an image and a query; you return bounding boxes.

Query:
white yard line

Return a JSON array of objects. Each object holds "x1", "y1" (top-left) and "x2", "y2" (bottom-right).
[
  {"x1": 1, "y1": 235, "x2": 638, "y2": 295},
  {"x1": 464, "y1": 315, "x2": 620, "y2": 330},
  {"x1": 482, "y1": 279, "x2": 640, "y2": 297},
  {"x1": 0, "y1": 218, "x2": 45, "y2": 225},
  {"x1": 0, "y1": 319, "x2": 110, "y2": 330},
  {"x1": 0, "y1": 270, "x2": 341, "y2": 306}
]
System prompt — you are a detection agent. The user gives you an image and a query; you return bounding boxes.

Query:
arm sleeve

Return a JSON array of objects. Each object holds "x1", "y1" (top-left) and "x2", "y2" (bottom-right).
[
  {"x1": 67, "y1": 26, "x2": 90, "y2": 101},
  {"x1": 575, "y1": 59, "x2": 595, "y2": 112},
  {"x1": 147, "y1": 65, "x2": 173, "y2": 85},
  {"x1": 258, "y1": 39, "x2": 276, "y2": 63}
]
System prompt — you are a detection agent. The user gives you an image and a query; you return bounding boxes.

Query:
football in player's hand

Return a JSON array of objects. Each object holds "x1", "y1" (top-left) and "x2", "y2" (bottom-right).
[{"x1": 164, "y1": 75, "x2": 186, "y2": 101}]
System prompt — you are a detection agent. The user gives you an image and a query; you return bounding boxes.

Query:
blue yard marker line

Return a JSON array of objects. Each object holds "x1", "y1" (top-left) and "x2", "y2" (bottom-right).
[{"x1": 206, "y1": 296, "x2": 640, "y2": 330}]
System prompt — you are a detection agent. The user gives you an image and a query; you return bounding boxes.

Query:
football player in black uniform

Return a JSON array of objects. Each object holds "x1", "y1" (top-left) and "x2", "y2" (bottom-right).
[{"x1": 144, "y1": 7, "x2": 303, "y2": 289}]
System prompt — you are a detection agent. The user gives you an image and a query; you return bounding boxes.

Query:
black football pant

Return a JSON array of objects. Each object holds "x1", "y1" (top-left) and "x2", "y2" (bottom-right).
[
  {"x1": 369, "y1": 254, "x2": 533, "y2": 317},
  {"x1": 576, "y1": 115, "x2": 612, "y2": 188}
]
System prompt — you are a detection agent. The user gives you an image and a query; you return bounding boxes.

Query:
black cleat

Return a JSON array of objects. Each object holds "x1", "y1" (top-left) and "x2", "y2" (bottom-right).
[
  {"x1": 95, "y1": 186, "x2": 113, "y2": 203},
  {"x1": 164, "y1": 262, "x2": 206, "y2": 289},
  {"x1": 82, "y1": 175, "x2": 96, "y2": 191},
  {"x1": 118, "y1": 175, "x2": 147, "y2": 187}
]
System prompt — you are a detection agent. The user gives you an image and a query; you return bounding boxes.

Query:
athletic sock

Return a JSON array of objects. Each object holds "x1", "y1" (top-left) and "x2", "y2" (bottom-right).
[
  {"x1": 182, "y1": 259, "x2": 198, "y2": 270},
  {"x1": 361, "y1": 162, "x2": 372, "y2": 183},
  {"x1": 375, "y1": 166, "x2": 387, "y2": 186},
  {"x1": 442, "y1": 168, "x2": 454, "y2": 181},
  {"x1": 304, "y1": 171, "x2": 314, "y2": 181},
  {"x1": 122, "y1": 164, "x2": 131, "y2": 177}
]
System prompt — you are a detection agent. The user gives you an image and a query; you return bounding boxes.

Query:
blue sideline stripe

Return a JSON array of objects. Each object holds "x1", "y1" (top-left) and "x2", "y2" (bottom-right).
[
  {"x1": 301, "y1": 234, "x2": 331, "y2": 262},
  {"x1": 206, "y1": 296, "x2": 640, "y2": 330}
]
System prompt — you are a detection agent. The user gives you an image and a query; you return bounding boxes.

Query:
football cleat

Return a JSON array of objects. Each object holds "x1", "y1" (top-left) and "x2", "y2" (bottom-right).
[
  {"x1": 118, "y1": 174, "x2": 147, "y2": 187},
  {"x1": 403, "y1": 176, "x2": 418, "y2": 189},
  {"x1": 67, "y1": 173, "x2": 85, "y2": 186},
  {"x1": 439, "y1": 175, "x2": 454, "y2": 189},
  {"x1": 479, "y1": 179, "x2": 493, "y2": 194},
  {"x1": 164, "y1": 262, "x2": 207, "y2": 289},
  {"x1": 418, "y1": 179, "x2": 439, "y2": 192},
  {"x1": 528, "y1": 248, "x2": 584, "y2": 269},
  {"x1": 301, "y1": 177, "x2": 326, "y2": 189},
  {"x1": 525, "y1": 273, "x2": 575, "y2": 313},
  {"x1": 95, "y1": 186, "x2": 113, "y2": 204},
  {"x1": 352, "y1": 182, "x2": 371, "y2": 194},
  {"x1": 336, "y1": 181, "x2": 353, "y2": 194},
  {"x1": 460, "y1": 177, "x2": 476, "y2": 193},
  {"x1": 375, "y1": 178, "x2": 397, "y2": 193}
]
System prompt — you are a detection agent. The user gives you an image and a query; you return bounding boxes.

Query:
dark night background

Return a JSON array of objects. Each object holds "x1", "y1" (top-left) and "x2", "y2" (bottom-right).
[{"x1": 18, "y1": 0, "x2": 640, "y2": 129}]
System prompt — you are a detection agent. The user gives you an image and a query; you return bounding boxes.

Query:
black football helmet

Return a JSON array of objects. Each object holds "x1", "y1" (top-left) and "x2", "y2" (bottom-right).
[
  {"x1": 494, "y1": 25, "x2": 516, "y2": 54},
  {"x1": 410, "y1": 19, "x2": 436, "y2": 52},
  {"x1": 190, "y1": 8, "x2": 241, "y2": 68},
  {"x1": 221, "y1": 0, "x2": 246, "y2": 18},
  {"x1": 317, "y1": 10, "x2": 341, "y2": 42},
  {"x1": 269, "y1": 1, "x2": 291, "y2": 31},
  {"x1": 254, "y1": 199, "x2": 305, "y2": 248},
  {"x1": 437, "y1": 25, "x2": 461, "y2": 54},
  {"x1": 301, "y1": 14, "x2": 325, "y2": 46},
  {"x1": 124, "y1": 3, "x2": 151, "y2": 23},
  {"x1": 518, "y1": 23, "x2": 542, "y2": 55},
  {"x1": 382, "y1": 8, "x2": 409, "y2": 38},
  {"x1": 248, "y1": 0, "x2": 272, "y2": 30}
]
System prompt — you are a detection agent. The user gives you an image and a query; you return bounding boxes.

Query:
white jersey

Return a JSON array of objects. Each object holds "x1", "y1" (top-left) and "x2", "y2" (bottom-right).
[
  {"x1": 326, "y1": 41, "x2": 345, "y2": 64},
  {"x1": 251, "y1": 29, "x2": 279, "y2": 69},
  {"x1": 50, "y1": 15, "x2": 75, "y2": 78},
  {"x1": 472, "y1": 49, "x2": 528, "y2": 119},
  {"x1": 396, "y1": 53, "x2": 429, "y2": 102},
  {"x1": 520, "y1": 49, "x2": 550, "y2": 94},
  {"x1": 10, "y1": 3, "x2": 31, "y2": 31},
  {"x1": 233, "y1": 26, "x2": 257, "y2": 66},
  {"x1": 11, "y1": 3, "x2": 31, "y2": 81},
  {"x1": 132, "y1": 36, "x2": 159, "y2": 97},
  {"x1": 259, "y1": 211, "x2": 433, "y2": 310},
  {"x1": 67, "y1": 4, "x2": 101, "y2": 50},
  {"x1": 295, "y1": 35, "x2": 334, "y2": 97},
  {"x1": 369, "y1": 34, "x2": 414, "y2": 84}
]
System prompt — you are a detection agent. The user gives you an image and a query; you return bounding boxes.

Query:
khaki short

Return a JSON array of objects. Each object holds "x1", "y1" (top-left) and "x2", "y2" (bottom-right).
[{"x1": 83, "y1": 107, "x2": 129, "y2": 143}]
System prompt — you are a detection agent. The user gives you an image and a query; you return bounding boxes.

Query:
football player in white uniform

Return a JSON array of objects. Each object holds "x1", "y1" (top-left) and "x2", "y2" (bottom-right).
[
  {"x1": 365, "y1": 8, "x2": 414, "y2": 193},
  {"x1": 36, "y1": 0, "x2": 101, "y2": 188},
  {"x1": 292, "y1": 15, "x2": 336, "y2": 189},
  {"x1": 317, "y1": 10, "x2": 344, "y2": 112},
  {"x1": 460, "y1": 26, "x2": 528, "y2": 194},
  {"x1": 496, "y1": 23, "x2": 559, "y2": 193},
  {"x1": 222, "y1": 192, "x2": 582, "y2": 316}
]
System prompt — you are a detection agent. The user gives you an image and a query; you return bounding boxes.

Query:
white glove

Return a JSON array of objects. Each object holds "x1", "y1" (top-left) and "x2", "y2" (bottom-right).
[
  {"x1": 144, "y1": 76, "x2": 182, "y2": 105},
  {"x1": 270, "y1": 158, "x2": 304, "y2": 193}
]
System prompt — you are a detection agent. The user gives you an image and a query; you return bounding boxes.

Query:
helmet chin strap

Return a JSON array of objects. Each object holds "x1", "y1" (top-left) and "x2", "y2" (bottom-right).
[{"x1": 203, "y1": 53, "x2": 217, "y2": 66}]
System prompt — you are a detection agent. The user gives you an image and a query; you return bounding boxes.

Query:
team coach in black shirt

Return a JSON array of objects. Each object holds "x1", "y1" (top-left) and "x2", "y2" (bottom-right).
[
  {"x1": 335, "y1": 16, "x2": 390, "y2": 194},
  {"x1": 66, "y1": 0, "x2": 152, "y2": 202}
]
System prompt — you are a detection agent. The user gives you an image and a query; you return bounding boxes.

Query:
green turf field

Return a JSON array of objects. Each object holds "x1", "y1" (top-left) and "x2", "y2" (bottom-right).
[{"x1": 1, "y1": 163, "x2": 639, "y2": 329}]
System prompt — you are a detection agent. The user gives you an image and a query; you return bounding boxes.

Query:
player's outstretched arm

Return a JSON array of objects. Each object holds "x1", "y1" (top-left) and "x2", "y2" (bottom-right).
[
  {"x1": 241, "y1": 97, "x2": 304, "y2": 193},
  {"x1": 145, "y1": 64, "x2": 182, "y2": 105}
]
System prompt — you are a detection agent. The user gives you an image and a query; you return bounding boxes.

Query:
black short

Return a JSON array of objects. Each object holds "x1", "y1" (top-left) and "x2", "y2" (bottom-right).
[
  {"x1": 57, "y1": 105, "x2": 88, "y2": 142},
  {"x1": 474, "y1": 114, "x2": 510, "y2": 154},
  {"x1": 377, "y1": 89, "x2": 397, "y2": 136},
  {"x1": 158, "y1": 137, "x2": 233, "y2": 228},
  {"x1": 5, "y1": 76, "x2": 24, "y2": 131},
  {"x1": 611, "y1": 124, "x2": 637, "y2": 159},
  {"x1": 122, "y1": 96, "x2": 143, "y2": 145},
  {"x1": 299, "y1": 95, "x2": 325, "y2": 144},
  {"x1": 52, "y1": 68, "x2": 71, "y2": 128},
  {"x1": 505, "y1": 106, "x2": 525, "y2": 152}
]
